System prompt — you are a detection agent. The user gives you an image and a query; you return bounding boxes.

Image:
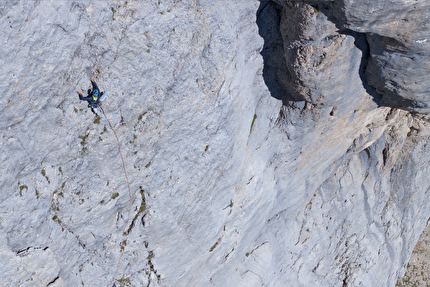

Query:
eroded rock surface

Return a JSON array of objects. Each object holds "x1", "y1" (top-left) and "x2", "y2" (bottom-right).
[
  {"x1": 1, "y1": 0, "x2": 430, "y2": 286},
  {"x1": 271, "y1": 0, "x2": 430, "y2": 112},
  {"x1": 397, "y1": 223, "x2": 430, "y2": 287}
]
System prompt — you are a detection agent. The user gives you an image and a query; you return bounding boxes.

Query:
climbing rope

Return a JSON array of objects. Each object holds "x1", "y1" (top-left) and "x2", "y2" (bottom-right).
[{"x1": 100, "y1": 101, "x2": 133, "y2": 287}]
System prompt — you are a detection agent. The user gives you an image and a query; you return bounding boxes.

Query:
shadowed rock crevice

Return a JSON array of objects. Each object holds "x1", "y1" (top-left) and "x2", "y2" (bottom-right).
[
  {"x1": 339, "y1": 29, "x2": 383, "y2": 106},
  {"x1": 257, "y1": 0, "x2": 370, "y2": 108},
  {"x1": 307, "y1": 2, "x2": 416, "y2": 110},
  {"x1": 257, "y1": 0, "x2": 430, "y2": 113},
  {"x1": 257, "y1": 0, "x2": 383, "y2": 108},
  {"x1": 257, "y1": 0, "x2": 304, "y2": 104},
  {"x1": 46, "y1": 276, "x2": 60, "y2": 286},
  {"x1": 302, "y1": 0, "x2": 430, "y2": 113}
]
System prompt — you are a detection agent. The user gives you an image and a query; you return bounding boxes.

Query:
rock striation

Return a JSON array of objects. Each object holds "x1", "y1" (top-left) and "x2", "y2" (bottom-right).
[{"x1": 1, "y1": 0, "x2": 430, "y2": 286}]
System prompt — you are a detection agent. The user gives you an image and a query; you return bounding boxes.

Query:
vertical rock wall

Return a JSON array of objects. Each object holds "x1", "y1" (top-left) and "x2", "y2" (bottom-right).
[{"x1": 1, "y1": 0, "x2": 430, "y2": 286}]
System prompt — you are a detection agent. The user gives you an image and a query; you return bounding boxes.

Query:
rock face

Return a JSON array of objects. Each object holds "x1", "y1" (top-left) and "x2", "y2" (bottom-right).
[
  {"x1": 1, "y1": 0, "x2": 430, "y2": 286},
  {"x1": 267, "y1": 0, "x2": 430, "y2": 112},
  {"x1": 397, "y1": 224, "x2": 430, "y2": 287}
]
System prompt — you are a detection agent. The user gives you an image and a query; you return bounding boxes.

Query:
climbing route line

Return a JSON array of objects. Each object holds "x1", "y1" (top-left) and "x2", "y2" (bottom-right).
[{"x1": 101, "y1": 101, "x2": 133, "y2": 287}]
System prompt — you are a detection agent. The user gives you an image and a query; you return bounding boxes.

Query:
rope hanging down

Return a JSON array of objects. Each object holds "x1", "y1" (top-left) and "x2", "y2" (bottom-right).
[{"x1": 101, "y1": 101, "x2": 133, "y2": 287}]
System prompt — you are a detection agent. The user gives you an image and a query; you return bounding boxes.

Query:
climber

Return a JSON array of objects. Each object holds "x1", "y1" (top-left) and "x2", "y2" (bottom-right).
[{"x1": 78, "y1": 77, "x2": 107, "y2": 116}]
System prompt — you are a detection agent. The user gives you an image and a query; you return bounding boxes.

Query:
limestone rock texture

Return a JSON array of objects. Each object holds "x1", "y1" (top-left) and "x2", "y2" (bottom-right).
[
  {"x1": 396, "y1": 224, "x2": 430, "y2": 286},
  {"x1": 1, "y1": 0, "x2": 430, "y2": 286}
]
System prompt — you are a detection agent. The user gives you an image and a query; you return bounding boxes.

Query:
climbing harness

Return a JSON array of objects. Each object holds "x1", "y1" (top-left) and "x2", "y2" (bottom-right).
[{"x1": 100, "y1": 101, "x2": 133, "y2": 287}]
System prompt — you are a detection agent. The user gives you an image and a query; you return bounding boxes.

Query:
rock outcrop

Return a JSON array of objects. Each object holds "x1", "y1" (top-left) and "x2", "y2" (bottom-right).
[
  {"x1": 266, "y1": 0, "x2": 430, "y2": 112},
  {"x1": 1, "y1": 0, "x2": 430, "y2": 286}
]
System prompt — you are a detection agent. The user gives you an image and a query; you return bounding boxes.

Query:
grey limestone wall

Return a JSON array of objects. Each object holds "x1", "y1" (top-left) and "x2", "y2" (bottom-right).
[{"x1": 1, "y1": 0, "x2": 430, "y2": 286}]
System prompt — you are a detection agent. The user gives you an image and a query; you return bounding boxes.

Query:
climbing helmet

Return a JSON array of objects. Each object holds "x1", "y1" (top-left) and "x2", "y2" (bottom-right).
[{"x1": 92, "y1": 89, "x2": 99, "y2": 101}]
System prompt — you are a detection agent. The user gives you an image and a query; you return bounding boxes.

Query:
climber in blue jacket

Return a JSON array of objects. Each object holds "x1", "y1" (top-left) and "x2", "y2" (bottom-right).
[{"x1": 78, "y1": 77, "x2": 107, "y2": 115}]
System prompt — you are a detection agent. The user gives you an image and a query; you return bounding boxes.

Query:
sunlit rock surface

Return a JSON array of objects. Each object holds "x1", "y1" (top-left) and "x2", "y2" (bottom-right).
[
  {"x1": 1, "y1": 0, "x2": 430, "y2": 286},
  {"x1": 397, "y1": 224, "x2": 430, "y2": 287}
]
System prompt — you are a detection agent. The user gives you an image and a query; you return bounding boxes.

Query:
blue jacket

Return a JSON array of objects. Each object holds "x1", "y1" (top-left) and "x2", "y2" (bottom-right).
[{"x1": 79, "y1": 81, "x2": 103, "y2": 108}]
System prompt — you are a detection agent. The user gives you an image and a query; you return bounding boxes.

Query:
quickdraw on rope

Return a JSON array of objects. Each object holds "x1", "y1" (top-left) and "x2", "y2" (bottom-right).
[{"x1": 100, "y1": 101, "x2": 133, "y2": 287}]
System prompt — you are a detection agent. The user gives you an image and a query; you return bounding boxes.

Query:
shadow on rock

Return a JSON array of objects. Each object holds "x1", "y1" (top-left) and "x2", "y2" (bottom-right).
[
  {"x1": 257, "y1": 0, "x2": 306, "y2": 105},
  {"x1": 340, "y1": 29, "x2": 383, "y2": 106},
  {"x1": 256, "y1": 0, "x2": 414, "y2": 110},
  {"x1": 307, "y1": 1, "x2": 426, "y2": 112}
]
